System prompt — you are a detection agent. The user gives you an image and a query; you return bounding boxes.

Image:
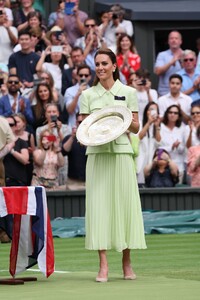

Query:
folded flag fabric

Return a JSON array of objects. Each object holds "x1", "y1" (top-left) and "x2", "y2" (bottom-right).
[{"x1": 0, "y1": 186, "x2": 54, "y2": 278}]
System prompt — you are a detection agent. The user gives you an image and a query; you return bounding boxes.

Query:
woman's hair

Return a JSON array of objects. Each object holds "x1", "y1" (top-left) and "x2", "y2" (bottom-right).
[
  {"x1": 142, "y1": 102, "x2": 159, "y2": 137},
  {"x1": 40, "y1": 71, "x2": 55, "y2": 88},
  {"x1": 93, "y1": 48, "x2": 120, "y2": 85},
  {"x1": 162, "y1": 105, "x2": 182, "y2": 127},
  {"x1": 116, "y1": 33, "x2": 136, "y2": 55},
  {"x1": 13, "y1": 112, "x2": 27, "y2": 125},
  {"x1": 34, "y1": 83, "x2": 53, "y2": 120}
]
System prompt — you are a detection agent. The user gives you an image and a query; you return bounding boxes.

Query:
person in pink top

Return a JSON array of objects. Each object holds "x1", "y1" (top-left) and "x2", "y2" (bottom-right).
[
  {"x1": 116, "y1": 33, "x2": 141, "y2": 81},
  {"x1": 187, "y1": 125, "x2": 200, "y2": 187}
]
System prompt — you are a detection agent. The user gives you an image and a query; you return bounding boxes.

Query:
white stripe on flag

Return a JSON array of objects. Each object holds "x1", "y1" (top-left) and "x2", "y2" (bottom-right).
[
  {"x1": 27, "y1": 187, "x2": 37, "y2": 215},
  {"x1": 0, "y1": 188, "x2": 8, "y2": 217}
]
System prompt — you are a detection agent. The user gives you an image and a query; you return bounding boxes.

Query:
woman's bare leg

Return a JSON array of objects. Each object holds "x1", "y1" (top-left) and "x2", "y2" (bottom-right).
[
  {"x1": 96, "y1": 250, "x2": 108, "y2": 282},
  {"x1": 122, "y1": 249, "x2": 136, "y2": 280}
]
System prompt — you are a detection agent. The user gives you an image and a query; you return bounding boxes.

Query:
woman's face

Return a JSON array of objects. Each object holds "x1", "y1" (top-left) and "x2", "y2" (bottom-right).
[
  {"x1": 28, "y1": 16, "x2": 40, "y2": 28},
  {"x1": 167, "y1": 107, "x2": 179, "y2": 123},
  {"x1": 21, "y1": 0, "x2": 33, "y2": 8},
  {"x1": 50, "y1": 51, "x2": 62, "y2": 62},
  {"x1": 120, "y1": 36, "x2": 131, "y2": 51},
  {"x1": 95, "y1": 53, "x2": 116, "y2": 82},
  {"x1": 155, "y1": 150, "x2": 170, "y2": 168},
  {"x1": 40, "y1": 73, "x2": 50, "y2": 85},
  {"x1": 41, "y1": 132, "x2": 53, "y2": 150},
  {"x1": 38, "y1": 85, "x2": 50, "y2": 101},
  {"x1": 45, "y1": 105, "x2": 59, "y2": 122},
  {"x1": 14, "y1": 116, "x2": 25, "y2": 131},
  {"x1": 191, "y1": 106, "x2": 200, "y2": 124}
]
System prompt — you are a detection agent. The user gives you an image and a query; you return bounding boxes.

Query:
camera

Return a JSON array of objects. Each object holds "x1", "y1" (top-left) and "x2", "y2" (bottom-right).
[
  {"x1": 0, "y1": 78, "x2": 4, "y2": 86},
  {"x1": 112, "y1": 13, "x2": 119, "y2": 20},
  {"x1": 80, "y1": 78, "x2": 86, "y2": 84},
  {"x1": 51, "y1": 115, "x2": 58, "y2": 123},
  {"x1": 138, "y1": 79, "x2": 146, "y2": 86},
  {"x1": 55, "y1": 31, "x2": 63, "y2": 40}
]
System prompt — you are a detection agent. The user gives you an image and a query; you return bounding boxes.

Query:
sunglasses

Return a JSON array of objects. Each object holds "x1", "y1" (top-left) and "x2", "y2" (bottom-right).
[
  {"x1": 8, "y1": 80, "x2": 19, "y2": 84},
  {"x1": 79, "y1": 74, "x2": 89, "y2": 78},
  {"x1": 9, "y1": 123, "x2": 16, "y2": 127},
  {"x1": 168, "y1": 111, "x2": 179, "y2": 115},
  {"x1": 115, "y1": 32, "x2": 121, "y2": 36},
  {"x1": 191, "y1": 111, "x2": 200, "y2": 115},
  {"x1": 183, "y1": 58, "x2": 194, "y2": 62},
  {"x1": 41, "y1": 77, "x2": 49, "y2": 80},
  {"x1": 85, "y1": 24, "x2": 95, "y2": 28}
]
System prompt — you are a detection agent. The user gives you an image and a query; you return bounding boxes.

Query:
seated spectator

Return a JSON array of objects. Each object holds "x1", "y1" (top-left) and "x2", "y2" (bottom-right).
[
  {"x1": 136, "y1": 102, "x2": 161, "y2": 185},
  {"x1": 8, "y1": 30, "x2": 40, "y2": 89},
  {"x1": 4, "y1": 116, "x2": 29, "y2": 186},
  {"x1": 128, "y1": 69, "x2": 158, "y2": 123},
  {"x1": 31, "y1": 128, "x2": 65, "y2": 190},
  {"x1": 62, "y1": 113, "x2": 86, "y2": 190},
  {"x1": 177, "y1": 49, "x2": 200, "y2": 102},
  {"x1": 187, "y1": 125, "x2": 200, "y2": 187},
  {"x1": 160, "y1": 104, "x2": 186, "y2": 183},
  {"x1": 64, "y1": 64, "x2": 92, "y2": 129},
  {"x1": 158, "y1": 74, "x2": 192, "y2": 124},
  {"x1": 48, "y1": 0, "x2": 65, "y2": 29},
  {"x1": 185, "y1": 103, "x2": 200, "y2": 148},
  {"x1": 0, "y1": 8, "x2": 18, "y2": 67},
  {"x1": 116, "y1": 33, "x2": 141, "y2": 82},
  {"x1": 36, "y1": 45, "x2": 73, "y2": 93},
  {"x1": 0, "y1": 74, "x2": 34, "y2": 128},
  {"x1": 144, "y1": 148, "x2": 179, "y2": 188}
]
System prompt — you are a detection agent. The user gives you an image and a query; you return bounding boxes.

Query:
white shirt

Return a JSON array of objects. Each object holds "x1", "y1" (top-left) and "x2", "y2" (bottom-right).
[
  {"x1": 158, "y1": 92, "x2": 192, "y2": 118},
  {"x1": 137, "y1": 89, "x2": 158, "y2": 123},
  {"x1": 0, "y1": 26, "x2": 18, "y2": 64}
]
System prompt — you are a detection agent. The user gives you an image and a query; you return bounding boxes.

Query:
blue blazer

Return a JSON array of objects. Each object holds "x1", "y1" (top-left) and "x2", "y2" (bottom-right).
[{"x1": 0, "y1": 94, "x2": 34, "y2": 125}]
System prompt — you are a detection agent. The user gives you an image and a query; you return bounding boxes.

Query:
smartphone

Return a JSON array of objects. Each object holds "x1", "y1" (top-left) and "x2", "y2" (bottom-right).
[
  {"x1": 138, "y1": 79, "x2": 146, "y2": 86},
  {"x1": 150, "y1": 109, "x2": 157, "y2": 117},
  {"x1": 65, "y1": 2, "x2": 75, "y2": 15},
  {"x1": 46, "y1": 135, "x2": 56, "y2": 142},
  {"x1": 51, "y1": 45, "x2": 63, "y2": 53},
  {"x1": 80, "y1": 78, "x2": 86, "y2": 84},
  {"x1": 55, "y1": 31, "x2": 63, "y2": 40},
  {"x1": 51, "y1": 115, "x2": 58, "y2": 123}
]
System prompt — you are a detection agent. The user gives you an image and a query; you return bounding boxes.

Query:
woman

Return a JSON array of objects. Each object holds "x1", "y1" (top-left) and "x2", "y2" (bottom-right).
[
  {"x1": 187, "y1": 125, "x2": 200, "y2": 187},
  {"x1": 80, "y1": 48, "x2": 146, "y2": 282},
  {"x1": 160, "y1": 104, "x2": 185, "y2": 183},
  {"x1": 32, "y1": 82, "x2": 54, "y2": 129},
  {"x1": 116, "y1": 33, "x2": 141, "y2": 81},
  {"x1": 185, "y1": 104, "x2": 200, "y2": 148},
  {"x1": 144, "y1": 148, "x2": 179, "y2": 187},
  {"x1": 31, "y1": 129, "x2": 65, "y2": 190},
  {"x1": 136, "y1": 102, "x2": 161, "y2": 185},
  {"x1": 4, "y1": 116, "x2": 29, "y2": 186},
  {"x1": 13, "y1": 113, "x2": 35, "y2": 185}
]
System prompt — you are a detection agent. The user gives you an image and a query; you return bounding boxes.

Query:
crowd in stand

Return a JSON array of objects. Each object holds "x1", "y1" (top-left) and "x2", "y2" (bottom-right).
[{"x1": 0, "y1": 0, "x2": 200, "y2": 191}]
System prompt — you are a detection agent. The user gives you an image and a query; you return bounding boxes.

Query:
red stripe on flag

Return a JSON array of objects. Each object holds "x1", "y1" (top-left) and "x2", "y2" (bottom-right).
[
  {"x1": 2, "y1": 187, "x2": 28, "y2": 215},
  {"x1": 46, "y1": 212, "x2": 54, "y2": 277},
  {"x1": 9, "y1": 214, "x2": 21, "y2": 277}
]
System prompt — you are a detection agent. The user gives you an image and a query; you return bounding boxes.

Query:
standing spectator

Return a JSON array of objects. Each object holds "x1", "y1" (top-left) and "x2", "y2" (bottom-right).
[
  {"x1": 48, "y1": 0, "x2": 65, "y2": 29},
  {"x1": 0, "y1": 74, "x2": 34, "y2": 127},
  {"x1": 31, "y1": 128, "x2": 65, "y2": 190},
  {"x1": 160, "y1": 104, "x2": 186, "y2": 183},
  {"x1": 177, "y1": 49, "x2": 200, "y2": 103},
  {"x1": 154, "y1": 31, "x2": 183, "y2": 96},
  {"x1": 64, "y1": 64, "x2": 91, "y2": 129},
  {"x1": 0, "y1": 0, "x2": 13, "y2": 26},
  {"x1": 8, "y1": 30, "x2": 40, "y2": 89},
  {"x1": 56, "y1": 0, "x2": 88, "y2": 47},
  {"x1": 185, "y1": 104, "x2": 200, "y2": 148},
  {"x1": 110, "y1": 4, "x2": 134, "y2": 37},
  {"x1": 0, "y1": 8, "x2": 18, "y2": 66},
  {"x1": 187, "y1": 125, "x2": 200, "y2": 187},
  {"x1": 116, "y1": 33, "x2": 141, "y2": 82},
  {"x1": 74, "y1": 17, "x2": 98, "y2": 50},
  {"x1": 83, "y1": 31, "x2": 99, "y2": 71},
  {"x1": 158, "y1": 74, "x2": 192, "y2": 124}
]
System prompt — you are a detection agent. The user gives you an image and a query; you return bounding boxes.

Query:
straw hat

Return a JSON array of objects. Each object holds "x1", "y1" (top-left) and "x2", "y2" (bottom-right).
[
  {"x1": 76, "y1": 105, "x2": 132, "y2": 146},
  {"x1": 46, "y1": 25, "x2": 62, "y2": 40}
]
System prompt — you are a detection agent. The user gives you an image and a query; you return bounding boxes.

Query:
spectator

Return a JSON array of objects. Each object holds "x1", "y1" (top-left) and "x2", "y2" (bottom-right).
[
  {"x1": 74, "y1": 17, "x2": 99, "y2": 50},
  {"x1": 109, "y1": 4, "x2": 134, "y2": 37},
  {"x1": 160, "y1": 104, "x2": 185, "y2": 183},
  {"x1": 0, "y1": 74, "x2": 34, "y2": 127},
  {"x1": 83, "y1": 31, "x2": 99, "y2": 71},
  {"x1": 154, "y1": 30, "x2": 183, "y2": 96},
  {"x1": 36, "y1": 44, "x2": 72, "y2": 93},
  {"x1": 64, "y1": 64, "x2": 91, "y2": 129},
  {"x1": 158, "y1": 74, "x2": 192, "y2": 123},
  {"x1": 8, "y1": 30, "x2": 40, "y2": 89},
  {"x1": 56, "y1": 0, "x2": 88, "y2": 47},
  {"x1": 185, "y1": 104, "x2": 200, "y2": 148},
  {"x1": 48, "y1": 0, "x2": 65, "y2": 29},
  {"x1": 136, "y1": 102, "x2": 161, "y2": 186},
  {"x1": 46, "y1": 25, "x2": 69, "y2": 46},
  {"x1": 62, "y1": 113, "x2": 86, "y2": 190},
  {"x1": 0, "y1": 8, "x2": 18, "y2": 67},
  {"x1": 0, "y1": 0, "x2": 13, "y2": 26},
  {"x1": 187, "y1": 125, "x2": 200, "y2": 187},
  {"x1": 31, "y1": 128, "x2": 65, "y2": 190},
  {"x1": 144, "y1": 148, "x2": 179, "y2": 187},
  {"x1": 128, "y1": 69, "x2": 158, "y2": 123},
  {"x1": 4, "y1": 116, "x2": 29, "y2": 186},
  {"x1": 177, "y1": 49, "x2": 200, "y2": 103},
  {"x1": 116, "y1": 33, "x2": 141, "y2": 82}
]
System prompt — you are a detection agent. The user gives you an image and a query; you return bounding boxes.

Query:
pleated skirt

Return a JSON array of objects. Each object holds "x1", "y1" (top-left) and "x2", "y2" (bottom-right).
[{"x1": 85, "y1": 153, "x2": 147, "y2": 252}]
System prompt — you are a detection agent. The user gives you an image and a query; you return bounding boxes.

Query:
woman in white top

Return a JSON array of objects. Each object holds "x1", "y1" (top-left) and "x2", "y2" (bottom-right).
[
  {"x1": 136, "y1": 102, "x2": 161, "y2": 185},
  {"x1": 185, "y1": 104, "x2": 200, "y2": 148},
  {"x1": 160, "y1": 104, "x2": 185, "y2": 183}
]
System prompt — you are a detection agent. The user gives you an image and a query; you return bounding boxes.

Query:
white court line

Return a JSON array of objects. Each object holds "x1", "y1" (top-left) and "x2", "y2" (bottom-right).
[{"x1": 0, "y1": 269, "x2": 70, "y2": 274}]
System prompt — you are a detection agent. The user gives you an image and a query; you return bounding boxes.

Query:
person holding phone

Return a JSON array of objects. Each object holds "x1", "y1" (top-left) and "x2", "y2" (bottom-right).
[
  {"x1": 56, "y1": 0, "x2": 88, "y2": 47},
  {"x1": 31, "y1": 128, "x2": 65, "y2": 190}
]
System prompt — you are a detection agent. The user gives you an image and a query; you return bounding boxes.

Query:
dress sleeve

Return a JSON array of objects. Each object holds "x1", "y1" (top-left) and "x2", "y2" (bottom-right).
[
  {"x1": 80, "y1": 91, "x2": 90, "y2": 114},
  {"x1": 127, "y1": 87, "x2": 139, "y2": 112}
]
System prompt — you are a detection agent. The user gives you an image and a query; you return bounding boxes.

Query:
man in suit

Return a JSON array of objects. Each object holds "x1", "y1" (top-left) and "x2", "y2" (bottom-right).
[{"x1": 0, "y1": 74, "x2": 34, "y2": 127}]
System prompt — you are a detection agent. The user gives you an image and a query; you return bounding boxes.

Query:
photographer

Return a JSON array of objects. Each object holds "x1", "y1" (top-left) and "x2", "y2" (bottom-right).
[
  {"x1": 128, "y1": 68, "x2": 158, "y2": 123},
  {"x1": 64, "y1": 64, "x2": 91, "y2": 129}
]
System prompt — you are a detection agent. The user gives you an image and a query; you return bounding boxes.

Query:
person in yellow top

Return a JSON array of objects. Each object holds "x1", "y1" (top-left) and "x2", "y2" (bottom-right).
[{"x1": 80, "y1": 48, "x2": 146, "y2": 282}]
